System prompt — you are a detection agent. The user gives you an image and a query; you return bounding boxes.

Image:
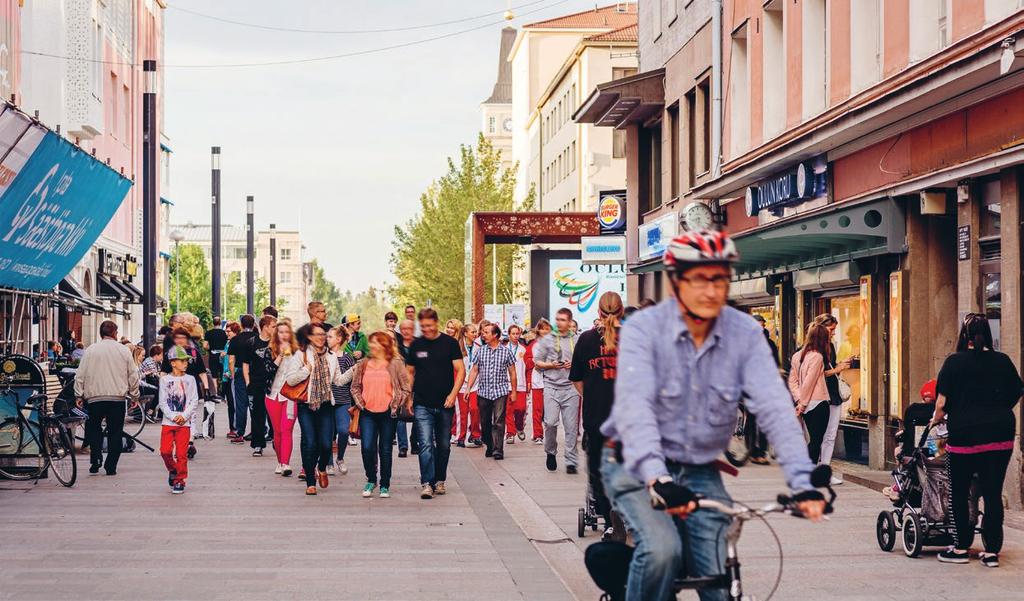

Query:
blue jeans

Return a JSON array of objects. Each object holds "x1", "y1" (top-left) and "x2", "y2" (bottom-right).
[
  {"x1": 359, "y1": 410, "x2": 396, "y2": 488},
  {"x1": 396, "y1": 420, "x2": 409, "y2": 450},
  {"x1": 297, "y1": 403, "x2": 335, "y2": 487},
  {"x1": 232, "y1": 368, "x2": 249, "y2": 435},
  {"x1": 601, "y1": 447, "x2": 731, "y2": 601},
  {"x1": 331, "y1": 402, "x2": 351, "y2": 463},
  {"x1": 414, "y1": 405, "x2": 454, "y2": 486}
]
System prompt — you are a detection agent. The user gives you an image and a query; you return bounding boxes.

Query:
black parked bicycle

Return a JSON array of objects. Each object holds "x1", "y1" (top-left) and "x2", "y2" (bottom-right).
[{"x1": 0, "y1": 377, "x2": 77, "y2": 487}]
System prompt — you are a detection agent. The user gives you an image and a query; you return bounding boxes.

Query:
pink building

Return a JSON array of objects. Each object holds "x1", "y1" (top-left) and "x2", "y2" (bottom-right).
[
  {"x1": 8, "y1": 0, "x2": 167, "y2": 344},
  {"x1": 579, "y1": 1, "x2": 1024, "y2": 496}
]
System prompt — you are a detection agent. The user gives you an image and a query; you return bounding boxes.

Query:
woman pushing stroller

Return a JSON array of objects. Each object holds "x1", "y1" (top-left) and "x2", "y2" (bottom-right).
[{"x1": 931, "y1": 313, "x2": 1021, "y2": 567}]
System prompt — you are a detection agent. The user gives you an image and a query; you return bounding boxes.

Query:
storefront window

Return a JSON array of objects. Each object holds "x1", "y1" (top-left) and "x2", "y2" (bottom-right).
[
  {"x1": 985, "y1": 272, "x2": 1001, "y2": 350},
  {"x1": 830, "y1": 295, "x2": 864, "y2": 418},
  {"x1": 748, "y1": 304, "x2": 780, "y2": 363},
  {"x1": 981, "y1": 179, "x2": 1001, "y2": 238}
]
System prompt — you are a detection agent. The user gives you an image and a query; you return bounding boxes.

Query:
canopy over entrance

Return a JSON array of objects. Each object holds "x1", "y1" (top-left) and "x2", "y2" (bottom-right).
[{"x1": 465, "y1": 212, "x2": 598, "y2": 322}]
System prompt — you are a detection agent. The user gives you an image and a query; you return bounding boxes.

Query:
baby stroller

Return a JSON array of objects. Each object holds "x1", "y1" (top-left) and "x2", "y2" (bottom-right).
[
  {"x1": 578, "y1": 481, "x2": 606, "y2": 537},
  {"x1": 875, "y1": 422, "x2": 984, "y2": 557}
]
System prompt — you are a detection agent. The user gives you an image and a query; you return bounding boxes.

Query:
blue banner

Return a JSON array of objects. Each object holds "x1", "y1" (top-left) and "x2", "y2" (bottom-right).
[{"x1": 0, "y1": 117, "x2": 132, "y2": 291}]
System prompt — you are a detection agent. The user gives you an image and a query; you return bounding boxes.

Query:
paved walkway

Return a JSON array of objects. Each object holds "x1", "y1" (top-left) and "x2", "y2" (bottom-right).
[{"x1": 3, "y1": 410, "x2": 1024, "y2": 600}]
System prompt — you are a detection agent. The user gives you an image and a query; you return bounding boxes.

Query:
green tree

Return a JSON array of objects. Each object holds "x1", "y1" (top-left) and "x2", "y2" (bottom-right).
[
  {"x1": 222, "y1": 272, "x2": 280, "y2": 322},
  {"x1": 166, "y1": 243, "x2": 212, "y2": 326},
  {"x1": 308, "y1": 260, "x2": 345, "y2": 324},
  {"x1": 390, "y1": 134, "x2": 534, "y2": 321},
  {"x1": 338, "y1": 286, "x2": 392, "y2": 332}
]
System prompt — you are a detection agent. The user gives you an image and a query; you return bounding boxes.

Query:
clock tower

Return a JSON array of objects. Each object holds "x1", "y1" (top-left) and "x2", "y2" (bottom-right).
[{"x1": 480, "y1": 27, "x2": 515, "y2": 172}]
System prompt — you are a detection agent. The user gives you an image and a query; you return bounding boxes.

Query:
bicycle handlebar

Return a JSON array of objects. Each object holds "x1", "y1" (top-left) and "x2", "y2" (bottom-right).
[{"x1": 694, "y1": 493, "x2": 834, "y2": 520}]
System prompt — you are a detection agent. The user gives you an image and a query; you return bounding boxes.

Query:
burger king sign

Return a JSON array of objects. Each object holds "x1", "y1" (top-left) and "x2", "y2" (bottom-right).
[{"x1": 597, "y1": 194, "x2": 626, "y2": 234}]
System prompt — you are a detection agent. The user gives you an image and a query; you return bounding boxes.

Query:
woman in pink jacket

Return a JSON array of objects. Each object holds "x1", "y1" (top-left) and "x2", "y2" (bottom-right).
[{"x1": 788, "y1": 323, "x2": 832, "y2": 463}]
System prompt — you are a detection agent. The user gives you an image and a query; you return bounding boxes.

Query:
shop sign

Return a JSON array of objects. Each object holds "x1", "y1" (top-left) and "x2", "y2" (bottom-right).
[
  {"x1": 745, "y1": 160, "x2": 825, "y2": 217},
  {"x1": 597, "y1": 193, "x2": 626, "y2": 234},
  {"x1": 581, "y1": 235, "x2": 626, "y2": 265},
  {"x1": 548, "y1": 260, "x2": 626, "y2": 325},
  {"x1": 888, "y1": 272, "x2": 904, "y2": 417},
  {"x1": 957, "y1": 225, "x2": 970, "y2": 261},
  {"x1": 859, "y1": 276, "x2": 872, "y2": 415},
  {"x1": 638, "y1": 212, "x2": 678, "y2": 261},
  {"x1": 0, "y1": 108, "x2": 132, "y2": 291},
  {"x1": 98, "y1": 249, "x2": 138, "y2": 280}
]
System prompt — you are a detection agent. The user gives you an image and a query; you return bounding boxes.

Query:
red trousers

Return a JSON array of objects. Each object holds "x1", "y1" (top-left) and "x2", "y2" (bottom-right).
[
  {"x1": 160, "y1": 424, "x2": 190, "y2": 485},
  {"x1": 451, "y1": 392, "x2": 481, "y2": 441},
  {"x1": 506, "y1": 390, "x2": 527, "y2": 434},
  {"x1": 531, "y1": 388, "x2": 544, "y2": 440}
]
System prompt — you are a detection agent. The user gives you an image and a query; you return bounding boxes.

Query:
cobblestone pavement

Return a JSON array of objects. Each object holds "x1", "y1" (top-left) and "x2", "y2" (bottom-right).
[{"x1": 2, "y1": 412, "x2": 1022, "y2": 600}]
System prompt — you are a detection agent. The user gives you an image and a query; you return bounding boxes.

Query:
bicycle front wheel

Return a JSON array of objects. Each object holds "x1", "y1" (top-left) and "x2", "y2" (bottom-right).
[
  {"x1": 0, "y1": 418, "x2": 46, "y2": 480},
  {"x1": 44, "y1": 419, "x2": 77, "y2": 487},
  {"x1": 125, "y1": 398, "x2": 147, "y2": 438}
]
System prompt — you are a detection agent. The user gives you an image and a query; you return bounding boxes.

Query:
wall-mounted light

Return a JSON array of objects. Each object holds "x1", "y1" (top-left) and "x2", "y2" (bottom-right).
[
  {"x1": 957, "y1": 180, "x2": 971, "y2": 205},
  {"x1": 1000, "y1": 37, "x2": 1022, "y2": 75}
]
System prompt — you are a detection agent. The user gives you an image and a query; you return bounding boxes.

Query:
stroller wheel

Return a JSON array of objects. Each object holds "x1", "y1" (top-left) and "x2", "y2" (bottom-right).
[
  {"x1": 901, "y1": 514, "x2": 925, "y2": 558},
  {"x1": 876, "y1": 511, "x2": 896, "y2": 552},
  {"x1": 578, "y1": 507, "x2": 587, "y2": 538}
]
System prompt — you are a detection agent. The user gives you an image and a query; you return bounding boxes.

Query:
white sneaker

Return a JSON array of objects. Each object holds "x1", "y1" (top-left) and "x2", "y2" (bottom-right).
[
  {"x1": 274, "y1": 464, "x2": 283, "y2": 475},
  {"x1": 338, "y1": 460, "x2": 348, "y2": 475},
  {"x1": 450, "y1": 435, "x2": 458, "y2": 444},
  {"x1": 281, "y1": 465, "x2": 293, "y2": 477},
  {"x1": 348, "y1": 436, "x2": 358, "y2": 446},
  {"x1": 830, "y1": 475, "x2": 844, "y2": 486},
  {"x1": 326, "y1": 464, "x2": 336, "y2": 476}
]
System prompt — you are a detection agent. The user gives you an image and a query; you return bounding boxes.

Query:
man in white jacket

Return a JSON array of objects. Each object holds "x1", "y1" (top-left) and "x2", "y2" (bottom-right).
[{"x1": 74, "y1": 320, "x2": 140, "y2": 475}]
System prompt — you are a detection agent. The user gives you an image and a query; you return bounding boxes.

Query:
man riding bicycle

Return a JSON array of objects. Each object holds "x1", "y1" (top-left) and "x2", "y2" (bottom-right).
[{"x1": 600, "y1": 230, "x2": 827, "y2": 601}]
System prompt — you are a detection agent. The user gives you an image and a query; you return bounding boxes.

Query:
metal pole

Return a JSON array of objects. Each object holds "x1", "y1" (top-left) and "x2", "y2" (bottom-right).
[
  {"x1": 142, "y1": 59, "x2": 157, "y2": 349},
  {"x1": 175, "y1": 240, "x2": 181, "y2": 312},
  {"x1": 246, "y1": 196, "x2": 254, "y2": 315},
  {"x1": 211, "y1": 146, "x2": 222, "y2": 319},
  {"x1": 269, "y1": 223, "x2": 277, "y2": 307},
  {"x1": 492, "y1": 243, "x2": 497, "y2": 304}
]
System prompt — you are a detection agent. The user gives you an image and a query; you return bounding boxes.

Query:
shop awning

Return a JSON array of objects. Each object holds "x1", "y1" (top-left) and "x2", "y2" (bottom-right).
[
  {"x1": 575, "y1": 68, "x2": 665, "y2": 128},
  {"x1": 733, "y1": 198, "x2": 906, "y2": 278},
  {"x1": 118, "y1": 279, "x2": 143, "y2": 304},
  {"x1": 0, "y1": 103, "x2": 132, "y2": 292},
  {"x1": 57, "y1": 276, "x2": 106, "y2": 312},
  {"x1": 96, "y1": 273, "x2": 126, "y2": 301},
  {"x1": 728, "y1": 277, "x2": 776, "y2": 303},
  {"x1": 628, "y1": 258, "x2": 664, "y2": 274}
]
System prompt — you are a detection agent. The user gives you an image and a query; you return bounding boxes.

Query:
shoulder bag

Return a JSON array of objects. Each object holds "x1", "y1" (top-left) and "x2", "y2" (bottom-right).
[{"x1": 280, "y1": 352, "x2": 309, "y2": 403}]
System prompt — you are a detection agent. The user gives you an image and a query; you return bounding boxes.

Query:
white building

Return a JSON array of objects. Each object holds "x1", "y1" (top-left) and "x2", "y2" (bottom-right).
[
  {"x1": 171, "y1": 224, "x2": 310, "y2": 325},
  {"x1": 480, "y1": 27, "x2": 516, "y2": 172},
  {"x1": 509, "y1": 3, "x2": 638, "y2": 211}
]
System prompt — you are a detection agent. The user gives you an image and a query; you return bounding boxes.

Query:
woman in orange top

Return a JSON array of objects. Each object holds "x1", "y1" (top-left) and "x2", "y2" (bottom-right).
[{"x1": 351, "y1": 331, "x2": 411, "y2": 499}]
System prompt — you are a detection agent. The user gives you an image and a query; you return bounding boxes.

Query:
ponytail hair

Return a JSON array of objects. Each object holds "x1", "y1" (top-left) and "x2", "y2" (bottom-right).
[
  {"x1": 597, "y1": 292, "x2": 624, "y2": 352},
  {"x1": 956, "y1": 313, "x2": 994, "y2": 352}
]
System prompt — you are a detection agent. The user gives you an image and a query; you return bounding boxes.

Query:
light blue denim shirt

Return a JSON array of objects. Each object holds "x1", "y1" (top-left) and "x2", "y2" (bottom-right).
[{"x1": 601, "y1": 299, "x2": 815, "y2": 492}]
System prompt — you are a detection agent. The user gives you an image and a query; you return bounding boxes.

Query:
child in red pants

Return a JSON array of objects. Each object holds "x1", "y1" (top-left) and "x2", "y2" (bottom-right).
[{"x1": 159, "y1": 346, "x2": 199, "y2": 494}]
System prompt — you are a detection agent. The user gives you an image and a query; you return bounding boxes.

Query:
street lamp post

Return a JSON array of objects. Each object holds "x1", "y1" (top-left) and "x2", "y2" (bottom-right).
[
  {"x1": 169, "y1": 229, "x2": 185, "y2": 313},
  {"x1": 246, "y1": 196, "x2": 254, "y2": 315},
  {"x1": 141, "y1": 59, "x2": 158, "y2": 349},
  {"x1": 211, "y1": 147, "x2": 222, "y2": 319},
  {"x1": 269, "y1": 223, "x2": 277, "y2": 307}
]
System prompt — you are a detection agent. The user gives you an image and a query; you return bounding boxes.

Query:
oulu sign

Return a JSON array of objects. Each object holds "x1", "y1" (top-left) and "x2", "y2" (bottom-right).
[
  {"x1": 0, "y1": 105, "x2": 132, "y2": 291},
  {"x1": 745, "y1": 161, "x2": 823, "y2": 217}
]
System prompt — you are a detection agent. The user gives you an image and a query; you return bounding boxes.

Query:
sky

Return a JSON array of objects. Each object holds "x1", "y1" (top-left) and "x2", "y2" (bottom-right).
[{"x1": 164, "y1": 0, "x2": 601, "y2": 294}]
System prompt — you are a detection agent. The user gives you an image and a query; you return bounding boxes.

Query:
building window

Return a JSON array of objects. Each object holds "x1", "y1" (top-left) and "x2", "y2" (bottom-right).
[
  {"x1": 280, "y1": 247, "x2": 292, "y2": 261},
  {"x1": 938, "y1": 0, "x2": 949, "y2": 48},
  {"x1": 279, "y1": 271, "x2": 292, "y2": 284},
  {"x1": 232, "y1": 247, "x2": 247, "y2": 259},
  {"x1": 668, "y1": 103, "x2": 680, "y2": 199},
  {"x1": 571, "y1": 141, "x2": 576, "y2": 172},
  {"x1": 109, "y1": 72, "x2": 118, "y2": 139},
  {"x1": 488, "y1": 116, "x2": 496, "y2": 134},
  {"x1": 850, "y1": 0, "x2": 882, "y2": 93},
  {"x1": 613, "y1": 129, "x2": 627, "y2": 158},
  {"x1": 639, "y1": 123, "x2": 663, "y2": 213},
  {"x1": 729, "y1": 25, "x2": 750, "y2": 158},
  {"x1": 696, "y1": 77, "x2": 711, "y2": 176},
  {"x1": 686, "y1": 88, "x2": 697, "y2": 187},
  {"x1": 803, "y1": 0, "x2": 827, "y2": 117},
  {"x1": 762, "y1": 1, "x2": 785, "y2": 136}
]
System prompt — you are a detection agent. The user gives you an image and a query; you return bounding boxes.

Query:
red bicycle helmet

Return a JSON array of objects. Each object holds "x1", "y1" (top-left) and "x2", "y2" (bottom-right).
[{"x1": 663, "y1": 229, "x2": 739, "y2": 274}]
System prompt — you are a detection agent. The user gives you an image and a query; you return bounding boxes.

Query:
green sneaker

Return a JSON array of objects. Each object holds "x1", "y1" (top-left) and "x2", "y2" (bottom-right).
[
  {"x1": 379, "y1": 487, "x2": 390, "y2": 498},
  {"x1": 362, "y1": 482, "x2": 375, "y2": 498}
]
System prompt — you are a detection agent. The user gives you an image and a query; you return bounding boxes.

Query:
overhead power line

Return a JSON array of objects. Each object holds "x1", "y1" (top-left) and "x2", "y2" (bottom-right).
[
  {"x1": 169, "y1": 0, "x2": 547, "y2": 35},
  {"x1": 22, "y1": 0, "x2": 567, "y2": 69}
]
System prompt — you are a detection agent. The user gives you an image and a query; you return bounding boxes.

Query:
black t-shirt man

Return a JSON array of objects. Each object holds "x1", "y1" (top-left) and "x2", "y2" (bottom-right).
[
  {"x1": 407, "y1": 333, "x2": 463, "y2": 408},
  {"x1": 205, "y1": 327, "x2": 228, "y2": 353},
  {"x1": 244, "y1": 336, "x2": 271, "y2": 397},
  {"x1": 569, "y1": 328, "x2": 617, "y2": 431},
  {"x1": 228, "y1": 330, "x2": 256, "y2": 374}
]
